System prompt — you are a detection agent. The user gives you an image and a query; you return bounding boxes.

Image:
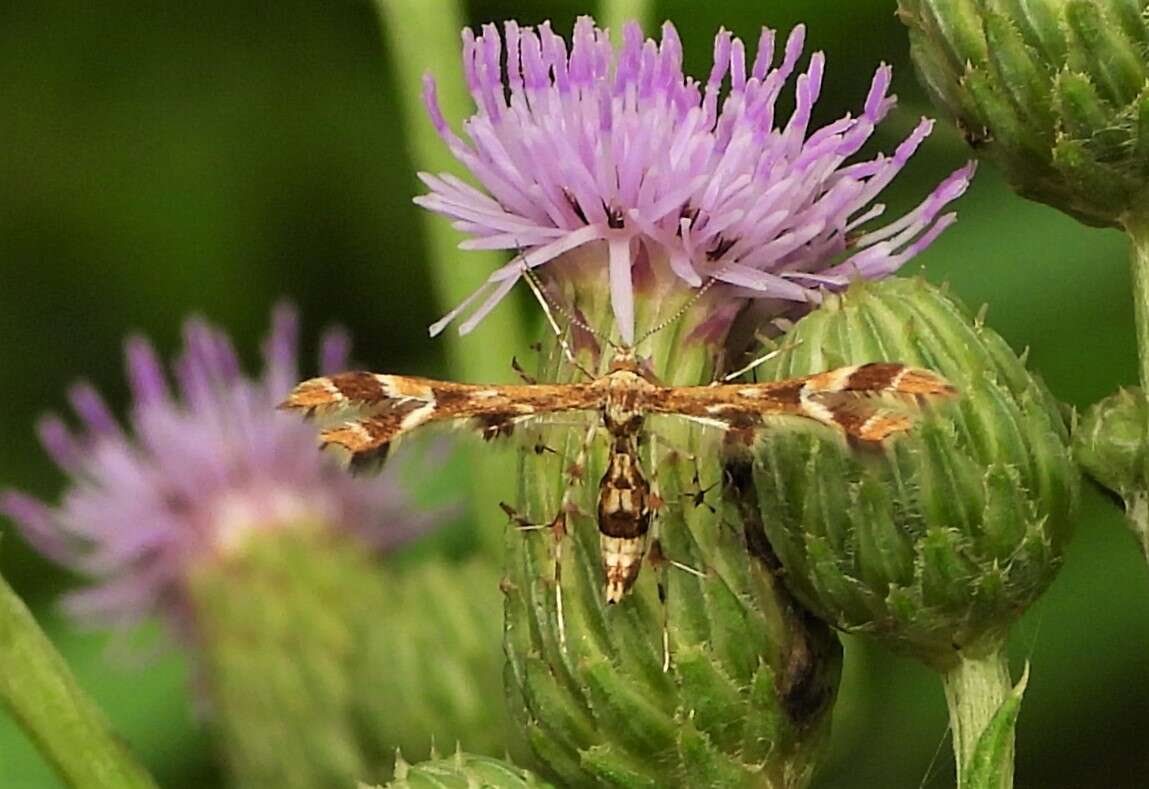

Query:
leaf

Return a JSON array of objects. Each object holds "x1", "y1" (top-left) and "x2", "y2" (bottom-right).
[{"x1": 962, "y1": 662, "x2": 1030, "y2": 789}]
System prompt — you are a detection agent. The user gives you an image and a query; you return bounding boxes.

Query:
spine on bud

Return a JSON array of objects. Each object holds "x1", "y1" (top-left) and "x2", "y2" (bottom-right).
[{"x1": 381, "y1": 750, "x2": 554, "y2": 788}]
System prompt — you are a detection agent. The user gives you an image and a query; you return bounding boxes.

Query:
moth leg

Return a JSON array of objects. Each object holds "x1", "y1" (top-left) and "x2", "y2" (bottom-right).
[
  {"x1": 507, "y1": 422, "x2": 598, "y2": 653},
  {"x1": 717, "y1": 338, "x2": 803, "y2": 383},
  {"x1": 646, "y1": 436, "x2": 711, "y2": 672},
  {"x1": 647, "y1": 536, "x2": 672, "y2": 673},
  {"x1": 548, "y1": 423, "x2": 600, "y2": 650},
  {"x1": 643, "y1": 448, "x2": 673, "y2": 673},
  {"x1": 643, "y1": 425, "x2": 712, "y2": 512},
  {"x1": 500, "y1": 501, "x2": 569, "y2": 652}
]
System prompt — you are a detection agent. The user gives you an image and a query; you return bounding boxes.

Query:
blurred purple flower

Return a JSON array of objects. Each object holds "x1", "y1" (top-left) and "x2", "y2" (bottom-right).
[
  {"x1": 417, "y1": 17, "x2": 974, "y2": 344},
  {"x1": 1, "y1": 305, "x2": 437, "y2": 635}
]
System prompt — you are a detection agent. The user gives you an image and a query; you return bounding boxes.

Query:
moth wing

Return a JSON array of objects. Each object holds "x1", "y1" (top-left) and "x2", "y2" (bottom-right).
[
  {"x1": 282, "y1": 373, "x2": 600, "y2": 470},
  {"x1": 646, "y1": 362, "x2": 954, "y2": 444}
]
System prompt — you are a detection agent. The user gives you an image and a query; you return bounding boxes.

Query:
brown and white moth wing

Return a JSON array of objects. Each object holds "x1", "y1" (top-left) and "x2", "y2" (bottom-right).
[
  {"x1": 647, "y1": 362, "x2": 954, "y2": 444},
  {"x1": 799, "y1": 362, "x2": 955, "y2": 399},
  {"x1": 281, "y1": 374, "x2": 600, "y2": 469},
  {"x1": 280, "y1": 372, "x2": 442, "y2": 415}
]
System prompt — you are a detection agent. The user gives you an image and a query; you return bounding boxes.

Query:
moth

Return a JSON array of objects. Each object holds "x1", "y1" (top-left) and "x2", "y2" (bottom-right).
[{"x1": 280, "y1": 287, "x2": 955, "y2": 606}]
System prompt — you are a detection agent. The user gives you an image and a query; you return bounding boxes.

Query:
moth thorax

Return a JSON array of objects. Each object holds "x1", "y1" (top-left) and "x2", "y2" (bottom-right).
[{"x1": 601, "y1": 371, "x2": 649, "y2": 435}]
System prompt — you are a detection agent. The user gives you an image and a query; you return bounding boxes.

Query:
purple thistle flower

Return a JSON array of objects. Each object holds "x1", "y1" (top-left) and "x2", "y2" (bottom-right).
[
  {"x1": 417, "y1": 17, "x2": 974, "y2": 345},
  {"x1": 1, "y1": 305, "x2": 437, "y2": 635}
]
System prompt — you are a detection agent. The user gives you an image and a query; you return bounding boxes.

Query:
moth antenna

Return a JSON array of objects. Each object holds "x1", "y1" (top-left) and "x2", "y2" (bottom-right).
[
  {"x1": 519, "y1": 260, "x2": 617, "y2": 378},
  {"x1": 633, "y1": 275, "x2": 721, "y2": 349},
  {"x1": 518, "y1": 265, "x2": 599, "y2": 379}
]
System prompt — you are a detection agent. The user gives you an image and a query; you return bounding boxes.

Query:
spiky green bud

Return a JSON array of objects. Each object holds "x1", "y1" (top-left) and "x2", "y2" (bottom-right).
[
  {"x1": 188, "y1": 526, "x2": 507, "y2": 787},
  {"x1": 1075, "y1": 387, "x2": 1149, "y2": 556},
  {"x1": 898, "y1": 0, "x2": 1149, "y2": 227},
  {"x1": 358, "y1": 558, "x2": 509, "y2": 762},
  {"x1": 1076, "y1": 387, "x2": 1147, "y2": 500},
  {"x1": 504, "y1": 264, "x2": 841, "y2": 788},
  {"x1": 189, "y1": 524, "x2": 380, "y2": 788},
  {"x1": 751, "y1": 277, "x2": 1078, "y2": 671},
  {"x1": 379, "y1": 750, "x2": 553, "y2": 789}
]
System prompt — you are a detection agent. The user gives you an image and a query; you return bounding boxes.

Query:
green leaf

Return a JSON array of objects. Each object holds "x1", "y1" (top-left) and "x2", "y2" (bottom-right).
[{"x1": 961, "y1": 664, "x2": 1030, "y2": 789}]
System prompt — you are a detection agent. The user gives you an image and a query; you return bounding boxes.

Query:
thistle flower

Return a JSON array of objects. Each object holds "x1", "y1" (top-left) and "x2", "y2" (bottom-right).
[
  {"x1": 406, "y1": 16, "x2": 979, "y2": 785},
  {"x1": 410, "y1": 16, "x2": 976, "y2": 786},
  {"x1": 0, "y1": 307, "x2": 505, "y2": 787},
  {"x1": 1, "y1": 305, "x2": 428, "y2": 635},
  {"x1": 417, "y1": 16, "x2": 973, "y2": 346},
  {"x1": 751, "y1": 277, "x2": 1078, "y2": 787}
]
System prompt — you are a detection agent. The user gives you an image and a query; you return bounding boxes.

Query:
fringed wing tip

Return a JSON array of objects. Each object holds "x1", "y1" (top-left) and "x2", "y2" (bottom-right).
[
  {"x1": 897, "y1": 367, "x2": 957, "y2": 398},
  {"x1": 317, "y1": 423, "x2": 391, "y2": 475},
  {"x1": 279, "y1": 376, "x2": 344, "y2": 412}
]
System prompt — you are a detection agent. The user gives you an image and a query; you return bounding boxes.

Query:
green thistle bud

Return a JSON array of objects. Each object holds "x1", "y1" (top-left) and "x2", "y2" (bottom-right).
[
  {"x1": 381, "y1": 750, "x2": 554, "y2": 789},
  {"x1": 898, "y1": 0, "x2": 1149, "y2": 227},
  {"x1": 1075, "y1": 387, "x2": 1149, "y2": 555},
  {"x1": 504, "y1": 262, "x2": 841, "y2": 788},
  {"x1": 753, "y1": 276, "x2": 1077, "y2": 664},
  {"x1": 188, "y1": 524, "x2": 383, "y2": 788},
  {"x1": 189, "y1": 529, "x2": 508, "y2": 787},
  {"x1": 750, "y1": 277, "x2": 1078, "y2": 786},
  {"x1": 357, "y1": 557, "x2": 508, "y2": 762}
]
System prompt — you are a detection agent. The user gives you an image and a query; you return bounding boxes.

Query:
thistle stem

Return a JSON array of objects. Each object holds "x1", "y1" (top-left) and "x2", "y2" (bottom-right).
[
  {"x1": 1127, "y1": 491, "x2": 1149, "y2": 561},
  {"x1": 1125, "y1": 216, "x2": 1149, "y2": 395},
  {"x1": 600, "y1": 0, "x2": 654, "y2": 39},
  {"x1": 374, "y1": 0, "x2": 529, "y2": 558},
  {"x1": 0, "y1": 575, "x2": 156, "y2": 788},
  {"x1": 940, "y1": 646, "x2": 1013, "y2": 789},
  {"x1": 1122, "y1": 216, "x2": 1149, "y2": 554}
]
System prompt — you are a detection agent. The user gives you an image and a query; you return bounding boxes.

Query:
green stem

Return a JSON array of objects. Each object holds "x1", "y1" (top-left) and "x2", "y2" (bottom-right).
[
  {"x1": 374, "y1": 0, "x2": 529, "y2": 558},
  {"x1": 1125, "y1": 216, "x2": 1149, "y2": 394},
  {"x1": 940, "y1": 646, "x2": 1014, "y2": 789},
  {"x1": 0, "y1": 575, "x2": 156, "y2": 788},
  {"x1": 1122, "y1": 216, "x2": 1149, "y2": 558},
  {"x1": 1127, "y1": 491, "x2": 1149, "y2": 561},
  {"x1": 599, "y1": 0, "x2": 654, "y2": 38}
]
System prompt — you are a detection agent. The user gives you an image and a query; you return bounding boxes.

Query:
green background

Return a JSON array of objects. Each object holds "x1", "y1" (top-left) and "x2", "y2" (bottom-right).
[{"x1": 1, "y1": 0, "x2": 1145, "y2": 786}]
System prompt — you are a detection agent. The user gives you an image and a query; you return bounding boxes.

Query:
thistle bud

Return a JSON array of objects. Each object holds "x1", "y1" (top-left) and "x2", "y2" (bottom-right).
[
  {"x1": 750, "y1": 277, "x2": 1078, "y2": 785},
  {"x1": 356, "y1": 558, "x2": 508, "y2": 762},
  {"x1": 0, "y1": 307, "x2": 508, "y2": 787},
  {"x1": 752, "y1": 277, "x2": 1078, "y2": 668},
  {"x1": 193, "y1": 539, "x2": 509, "y2": 787},
  {"x1": 503, "y1": 241, "x2": 842, "y2": 788},
  {"x1": 188, "y1": 524, "x2": 381, "y2": 786},
  {"x1": 898, "y1": 0, "x2": 1149, "y2": 227},
  {"x1": 1075, "y1": 387, "x2": 1149, "y2": 555},
  {"x1": 505, "y1": 335, "x2": 842, "y2": 786},
  {"x1": 381, "y1": 750, "x2": 553, "y2": 789}
]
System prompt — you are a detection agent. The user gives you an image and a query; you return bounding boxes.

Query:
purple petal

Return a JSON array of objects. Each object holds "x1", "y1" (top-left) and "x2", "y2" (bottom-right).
[
  {"x1": 36, "y1": 414, "x2": 85, "y2": 473},
  {"x1": 319, "y1": 326, "x2": 352, "y2": 374},
  {"x1": 68, "y1": 383, "x2": 119, "y2": 437},
  {"x1": 608, "y1": 236, "x2": 636, "y2": 344},
  {"x1": 125, "y1": 336, "x2": 169, "y2": 408}
]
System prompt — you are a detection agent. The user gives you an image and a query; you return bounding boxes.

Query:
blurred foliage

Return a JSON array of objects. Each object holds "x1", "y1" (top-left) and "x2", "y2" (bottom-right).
[{"x1": 1, "y1": 0, "x2": 1148, "y2": 787}]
